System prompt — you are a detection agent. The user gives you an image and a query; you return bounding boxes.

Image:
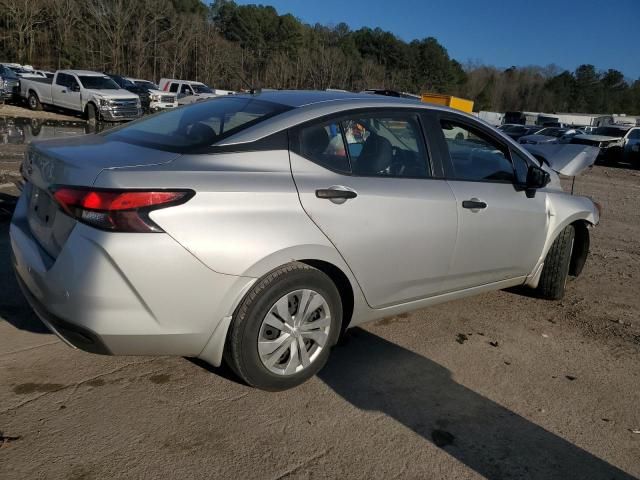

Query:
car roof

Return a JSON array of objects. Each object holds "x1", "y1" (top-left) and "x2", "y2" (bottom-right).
[
  {"x1": 60, "y1": 70, "x2": 108, "y2": 76},
  {"x1": 250, "y1": 89, "x2": 422, "y2": 108},
  {"x1": 216, "y1": 90, "x2": 478, "y2": 146}
]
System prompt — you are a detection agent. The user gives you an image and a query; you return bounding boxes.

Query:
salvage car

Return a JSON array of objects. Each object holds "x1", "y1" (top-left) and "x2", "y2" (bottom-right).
[
  {"x1": 570, "y1": 125, "x2": 633, "y2": 163},
  {"x1": 11, "y1": 91, "x2": 600, "y2": 391},
  {"x1": 126, "y1": 77, "x2": 178, "y2": 112},
  {"x1": 502, "y1": 124, "x2": 543, "y2": 141},
  {"x1": 518, "y1": 127, "x2": 583, "y2": 144},
  {"x1": 0, "y1": 64, "x2": 20, "y2": 101},
  {"x1": 20, "y1": 70, "x2": 142, "y2": 122}
]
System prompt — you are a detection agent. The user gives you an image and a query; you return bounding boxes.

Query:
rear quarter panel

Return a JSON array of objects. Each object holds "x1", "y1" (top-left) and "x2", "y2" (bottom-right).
[{"x1": 93, "y1": 150, "x2": 352, "y2": 279}]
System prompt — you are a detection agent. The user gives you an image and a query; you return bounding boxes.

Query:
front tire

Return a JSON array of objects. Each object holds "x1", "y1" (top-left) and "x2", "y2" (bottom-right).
[
  {"x1": 225, "y1": 262, "x2": 342, "y2": 391},
  {"x1": 536, "y1": 225, "x2": 575, "y2": 300},
  {"x1": 86, "y1": 103, "x2": 98, "y2": 124}
]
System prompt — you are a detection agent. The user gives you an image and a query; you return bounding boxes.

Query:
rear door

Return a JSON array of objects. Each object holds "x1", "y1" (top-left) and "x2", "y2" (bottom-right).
[
  {"x1": 431, "y1": 113, "x2": 548, "y2": 291},
  {"x1": 289, "y1": 109, "x2": 458, "y2": 308}
]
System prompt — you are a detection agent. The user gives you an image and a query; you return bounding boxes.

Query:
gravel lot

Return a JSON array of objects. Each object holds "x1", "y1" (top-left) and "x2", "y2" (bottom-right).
[{"x1": 0, "y1": 143, "x2": 639, "y2": 479}]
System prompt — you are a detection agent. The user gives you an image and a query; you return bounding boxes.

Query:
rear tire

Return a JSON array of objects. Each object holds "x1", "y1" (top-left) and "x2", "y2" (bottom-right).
[
  {"x1": 27, "y1": 92, "x2": 42, "y2": 111},
  {"x1": 86, "y1": 103, "x2": 98, "y2": 124},
  {"x1": 225, "y1": 262, "x2": 342, "y2": 391},
  {"x1": 536, "y1": 225, "x2": 575, "y2": 300}
]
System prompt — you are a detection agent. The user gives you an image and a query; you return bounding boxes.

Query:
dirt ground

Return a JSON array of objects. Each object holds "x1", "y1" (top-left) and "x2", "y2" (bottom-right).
[{"x1": 0, "y1": 144, "x2": 638, "y2": 479}]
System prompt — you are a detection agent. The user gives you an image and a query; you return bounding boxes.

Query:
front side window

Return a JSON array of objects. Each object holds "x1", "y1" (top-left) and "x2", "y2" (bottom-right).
[
  {"x1": 106, "y1": 96, "x2": 291, "y2": 151},
  {"x1": 511, "y1": 149, "x2": 532, "y2": 185},
  {"x1": 55, "y1": 73, "x2": 69, "y2": 87},
  {"x1": 180, "y1": 84, "x2": 193, "y2": 95},
  {"x1": 440, "y1": 119, "x2": 514, "y2": 182}
]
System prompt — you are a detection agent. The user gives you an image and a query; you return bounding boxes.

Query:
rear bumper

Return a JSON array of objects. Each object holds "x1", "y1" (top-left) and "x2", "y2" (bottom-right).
[
  {"x1": 14, "y1": 271, "x2": 110, "y2": 354},
  {"x1": 10, "y1": 191, "x2": 254, "y2": 358}
]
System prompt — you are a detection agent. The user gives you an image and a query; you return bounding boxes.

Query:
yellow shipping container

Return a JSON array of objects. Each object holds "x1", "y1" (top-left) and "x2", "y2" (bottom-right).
[{"x1": 420, "y1": 93, "x2": 474, "y2": 113}]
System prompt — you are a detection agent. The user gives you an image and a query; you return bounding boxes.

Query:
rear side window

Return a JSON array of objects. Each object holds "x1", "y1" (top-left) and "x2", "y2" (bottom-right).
[
  {"x1": 106, "y1": 96, "x2": 291, "y2": 151},
  {"x1": 295, "y1": 112, "x2": 430, "y2": 178},
  {"x1": 440, "y1": 119, "x2": 514, "y2": 182},
  {"x1": 297, "y1": 122, "x2": 350, "y2": 174},
  {"x1": 169, "y1": 83, "x2": 179, "y2": 93},
  {"x1": 344, "y1": 115, "x2": 428, "y2": 178}
]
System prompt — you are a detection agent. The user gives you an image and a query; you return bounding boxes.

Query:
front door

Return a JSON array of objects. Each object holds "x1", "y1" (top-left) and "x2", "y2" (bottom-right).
[
  {"x1": 434, "y1": 115, "x2": 549, "y2": 291},
  {"x1": 289, "y1": 110, "x2": 458, "y2": 308}
]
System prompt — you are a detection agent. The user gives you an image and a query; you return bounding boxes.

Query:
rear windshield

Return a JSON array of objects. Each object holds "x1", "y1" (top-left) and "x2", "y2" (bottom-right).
[{"x1": 106, "y1": 96, "x2": 291, "y2": 151}]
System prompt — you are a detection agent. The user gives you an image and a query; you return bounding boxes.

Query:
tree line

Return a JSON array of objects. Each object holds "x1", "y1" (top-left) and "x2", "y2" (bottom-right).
[{"x1": 2, "y1": 0, "x2": 639, "y2": 114}]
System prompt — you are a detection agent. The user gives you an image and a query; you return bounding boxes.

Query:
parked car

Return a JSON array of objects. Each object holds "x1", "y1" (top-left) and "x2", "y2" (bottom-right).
[
  {"x1": 497, "y1": 123, "x2": 521, "y2": 132},
  {"x1": 20, "y1": 70, "x2": 142, "y2": 122},
  {"x1": 19, "y1": 69, "x2": 54, "y2": 79},
  {"x1": 0, "y1": 64, "x2": 20, "y2": 101},
  {"x1": 158, "y1": 78, "x2": 233, "y2": 105},
  {"x1": 623, "y1": 127, "x2": 640, "y2": 166},
  {"x1": 104, "y1": 73, "x2": 152, "y2": 111},
  {"x1": 518, "y1": 127, "x2": 584, "y2": 145},
  {"x1": 503, "y1": 124, "x2": 543, "y2": 141},
  {"x1": 126, "y1": 77, "x2": 178, "y2": 112},
  {"x1": 11, "y1": 91, "x2": 599, "y2": 391},
  {"x1": 570, "y1": 125, "x2": 633, "y2": 163}
]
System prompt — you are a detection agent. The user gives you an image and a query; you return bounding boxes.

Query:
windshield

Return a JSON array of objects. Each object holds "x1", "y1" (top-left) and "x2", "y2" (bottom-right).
[
  {"x1": 594, "y1": 126, "x2": 629, "y2": 137},
  {"x1": 536, "y1": 128, "x2": 565, "y2": 137},
  {"x1": 78, "y1": 75, "x2": 120, "y2": 90},
  {"x1": 193, "y1": 84, "x2": 213, "y2": 94},
  {"x1": 1, "y1": 66, "x2": 18, "y2": 79},
  {"x1": 135, "y1": 81, "x2": 158, "y2": 90},
  {"x1": 106, "y1": 96, "x2": 291, "y2": 151}
]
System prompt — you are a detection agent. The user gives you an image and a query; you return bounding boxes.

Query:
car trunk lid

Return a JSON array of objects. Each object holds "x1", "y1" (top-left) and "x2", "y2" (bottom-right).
[{"x1": 23, "y1": 134, "x2": 180, "y2": 259}]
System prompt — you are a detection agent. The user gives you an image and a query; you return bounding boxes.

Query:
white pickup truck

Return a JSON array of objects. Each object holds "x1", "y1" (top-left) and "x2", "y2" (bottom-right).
[
  {"x1": 158, "y1": 78, "x2": 234, "y2": 105},
  {"x1": 20, "y1": 70, "x2": 142, "y2": 122}
]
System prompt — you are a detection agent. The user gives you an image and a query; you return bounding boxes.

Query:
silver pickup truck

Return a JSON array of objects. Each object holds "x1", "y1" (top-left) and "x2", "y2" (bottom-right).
[{"x1": 20, "y1": 69, "x2": 142, "y2": 122}]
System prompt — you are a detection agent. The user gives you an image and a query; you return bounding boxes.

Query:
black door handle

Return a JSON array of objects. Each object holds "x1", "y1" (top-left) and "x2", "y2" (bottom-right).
[
  {"x1": 462, "y1": 200, "x2": 487, "y2": 209},
  {"x1": 316, "y1": 189, "x2": 357, "y2": 200}
]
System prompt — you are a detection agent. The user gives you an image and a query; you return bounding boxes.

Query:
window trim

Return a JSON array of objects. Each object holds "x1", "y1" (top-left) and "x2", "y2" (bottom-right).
[
  {"x1": 433, "y1": 112, "x2": 521, "y2": 186},
  {"x1": 289, "y1": 107, "x2": 435, "y2": 180}
]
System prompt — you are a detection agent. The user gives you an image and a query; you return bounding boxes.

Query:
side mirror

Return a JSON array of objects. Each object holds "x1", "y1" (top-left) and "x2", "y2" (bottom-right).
[{"x1": 525, "y1": 165, "x2": 550, "y2": 198}]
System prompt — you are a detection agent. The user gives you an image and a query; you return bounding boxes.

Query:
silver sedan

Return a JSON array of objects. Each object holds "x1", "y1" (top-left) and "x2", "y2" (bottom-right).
[{"x1": 11, "y1": 91, "x2": 599, "y2": 390}]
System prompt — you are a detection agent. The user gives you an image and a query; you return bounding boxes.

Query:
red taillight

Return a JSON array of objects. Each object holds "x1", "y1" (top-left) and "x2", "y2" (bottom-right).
[{"x1": 52, "y1": 187, "x2": 193, "y2": 232}]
